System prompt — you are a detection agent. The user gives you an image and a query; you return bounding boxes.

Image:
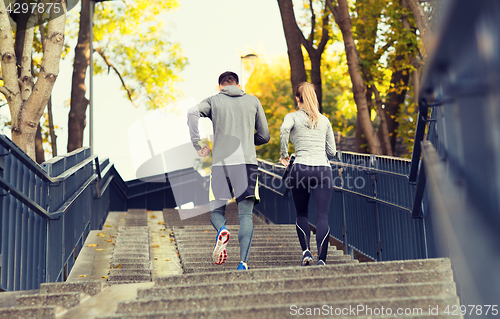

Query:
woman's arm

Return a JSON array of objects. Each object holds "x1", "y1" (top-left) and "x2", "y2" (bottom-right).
[
  {"x1": 325, "y1": 122, "x2": 337, "y2": 157},
  {"x1": 280, "y1": 113, "x2": 294, "y2": 160}
]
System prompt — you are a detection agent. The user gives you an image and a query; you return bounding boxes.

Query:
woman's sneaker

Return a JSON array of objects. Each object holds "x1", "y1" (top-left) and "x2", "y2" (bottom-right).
[
  {"x1": 317, "y1": 259, "x2": 326, "y2": 266},
  {"x1": 302, "y1": 250, "x2": 313, "y2": 266},
  {"x1": 213, "y1": 226, "x2": 230, "y2": 265}
]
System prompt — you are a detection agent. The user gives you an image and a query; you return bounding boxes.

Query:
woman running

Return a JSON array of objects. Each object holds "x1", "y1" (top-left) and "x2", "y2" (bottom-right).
[{"x1": 279, "y1": 82, "x2": 336, "y2": 266}]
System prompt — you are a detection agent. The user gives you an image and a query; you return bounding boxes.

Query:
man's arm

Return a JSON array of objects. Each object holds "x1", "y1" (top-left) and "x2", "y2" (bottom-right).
[
  {"x1": 254, "y1": 99, "x2": 270, "y2": 146},
  {"x1": 187, "y1": 98, "x2": 212, "y2": 152}
]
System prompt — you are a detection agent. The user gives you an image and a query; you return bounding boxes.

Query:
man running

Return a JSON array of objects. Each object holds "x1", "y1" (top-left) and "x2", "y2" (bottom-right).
[{"x1": 187, "y1": 71, "x2": 270, "y2": 270}]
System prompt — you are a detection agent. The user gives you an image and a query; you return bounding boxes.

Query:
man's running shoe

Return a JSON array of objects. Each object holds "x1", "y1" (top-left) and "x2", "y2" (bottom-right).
[
  {"x1": 237, "y1": 262, "x2": 249, "y2": 270},
  {"x1": 317, "y1": 259, "x2": 326, "y2": 266},
  {"x1": 302, "y1": 250, "x2": 313, "y2": 266},
  {"x1": 213, "y1": 225, "x2": 230, "y2": 265}
]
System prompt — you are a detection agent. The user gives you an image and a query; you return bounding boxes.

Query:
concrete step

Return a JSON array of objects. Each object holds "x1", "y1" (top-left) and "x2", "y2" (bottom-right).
[
  {"x1": 110, "y1": 262, "x2": 151, "y2": 269},
  {"x1": 154, "y1": 258, "x2": 451, "y2": 286},
  {"x1": 109, "y1": 269, "x2": 151, "y2": 276},
  {"x1": 116, "y1": 282, "x2": 457, "y2": 314},
  {"x1": 182, "y1": 258, "x2": 356, "y2": 272},
  {"x1": 107, "y1": 274, "x2": 152, "y2": 282},
  {"x1": 15, "y1": 292, "x2": 80, "y2": 309},
  {"x1": 97, "y1": 295, "x2": 460, "y2": 319},
  {"x1": 139, "y1": 269, "x2": 453, "y2": 299},
  {"x1": 179, "y1": 250, "x2": 344, "y2": 262},
  {"x1": 183, "y1": 260, "x2": 357, "y2": 273},
  {"x1": 39, "y1": 281, "x2": 103, "y2": 296},
  {"x1": 183, "y1": 254, "x2": 352, "y2": 265},
  {"x1": 0, "y1": 306, "x2": 56, "y2": 319}
]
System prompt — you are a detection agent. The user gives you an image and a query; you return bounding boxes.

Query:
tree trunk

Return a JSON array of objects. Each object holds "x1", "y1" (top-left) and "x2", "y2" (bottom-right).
[
  {"x1": 277, "y1": 0, "x2": 307, "y2": 97},
  {"x1": 373, "y1": 85, "x2": 393, "y2": 156},
  {"x1": 309, "y1": 50, "x2": 323, "y2": 113},
  {"x1": 35, "y1": 124, "x2": 45, "y2": 164},
  {"x1": 68, "y1": 0, "x2": 94, "y2": 152},
  {"x1": 327, "y1": 0, "x2": 382, "y2": 155},
  {"x1": 0, "y1": 1, "x2": 66, "y2": 160},
  {"x1": 405, "y1": 0, "x2": 433, "y2": 55}
]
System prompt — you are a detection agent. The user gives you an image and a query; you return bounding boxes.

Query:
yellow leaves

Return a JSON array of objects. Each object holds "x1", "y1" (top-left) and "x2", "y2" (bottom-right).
[
  {"x1": 150, "y1": 215, "x2": 157, "y2": 219},
  {"x1": 95, "y1": 249, "x2": 104, "y2": 251},
  {"x1": 87, "y1": 244, "x2": 98, "y2": 247},
  {"x1": 102, "y1": 276, "x2": 108, "y2": 279},
  {"x1": 79, "y1": 275, "x2": 87, "y2": 278},
  {"x1": 107, "y1": 239, "x2": 113, "y2": 242},
  {"x1": 110, "y1": 264, "x2": 121, "y2": 269},
  {"x1": 160, "y1": 235, "x2": 166, "y2": 238},
  {"x1": 97, "y1": 233, "x2": 106, "y2": 238},
  {"x1": 104, "y1": 225, "x2": 112, "y2": 228},
  {"x1": 158, "y1": 221, "x2": 165, "y2": 225},
  {"x1": 152, "y1": 245, "x2": 160, "y2": 248}
]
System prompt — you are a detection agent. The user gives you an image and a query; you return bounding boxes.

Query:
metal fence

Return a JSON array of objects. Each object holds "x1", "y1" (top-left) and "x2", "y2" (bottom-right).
[
  {"x1": 256, "y1": 152, "x2": 429, "y2": 262},
  {"x1": 0, "y1": 135, "x2": 113, "y2": 291},
  {"x1": 109, "y1": 167, "x2": 209, "y2": 212}
]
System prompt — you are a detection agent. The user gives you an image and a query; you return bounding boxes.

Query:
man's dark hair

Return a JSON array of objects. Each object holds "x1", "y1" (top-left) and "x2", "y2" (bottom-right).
[{"x1": 218, "y1": 71, "x2": 239, "y2": 86}]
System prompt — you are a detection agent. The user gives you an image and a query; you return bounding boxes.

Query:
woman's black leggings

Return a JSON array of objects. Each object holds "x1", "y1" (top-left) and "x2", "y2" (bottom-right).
[{"x1": 289, "y1": 163, "x2": 333, "y2": 262}]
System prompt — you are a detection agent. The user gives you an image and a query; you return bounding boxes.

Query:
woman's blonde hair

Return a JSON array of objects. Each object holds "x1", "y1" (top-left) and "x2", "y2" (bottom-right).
[{"x1": 296, "y1": 82, "x2": 320, "y2": 128}]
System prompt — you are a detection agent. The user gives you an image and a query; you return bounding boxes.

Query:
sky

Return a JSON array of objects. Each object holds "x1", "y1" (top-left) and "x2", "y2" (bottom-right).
[{"x1": 0, "y1": 0, "x2": 291, "y2": 181}]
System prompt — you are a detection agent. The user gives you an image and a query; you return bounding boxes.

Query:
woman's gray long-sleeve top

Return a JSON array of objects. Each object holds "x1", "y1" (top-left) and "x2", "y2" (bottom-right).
[{"x1": 280, "y1": 110, "x2": 337, "y2": 166}]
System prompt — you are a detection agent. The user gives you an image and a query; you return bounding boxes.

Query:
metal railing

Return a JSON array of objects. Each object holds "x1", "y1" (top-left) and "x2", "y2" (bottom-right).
[
  {"x1": 256, "y1": 152, "x2": 428, "y2": 262},
  {"x1": 0, "y1": 135, "x2": 113, "y2": 291},
  {"x1": 109, "y1": 167, "x2": 209, "y2": 212}
]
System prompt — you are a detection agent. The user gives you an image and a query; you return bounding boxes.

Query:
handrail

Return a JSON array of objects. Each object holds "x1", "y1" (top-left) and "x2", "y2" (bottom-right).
[
  {"x1": 50, "y1": 174, "x2": 99, "y2": 218},
  {"x1": 0, "y1": 134, "x2": 97, "y2": 184},
  {"x1": 258, "y1": 164, "x2": 413, "y2": 214}
]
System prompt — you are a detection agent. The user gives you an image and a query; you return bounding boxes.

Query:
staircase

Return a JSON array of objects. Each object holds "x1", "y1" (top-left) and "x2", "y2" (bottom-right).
[{"x1": 0, "y1": 204, "x2": 461, "y2": 318}]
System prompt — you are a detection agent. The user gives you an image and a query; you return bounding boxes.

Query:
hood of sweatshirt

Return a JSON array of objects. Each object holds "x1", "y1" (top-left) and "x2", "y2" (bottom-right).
[{"x1": 220, "y1": 85, "x2": 245, "y2": 97}]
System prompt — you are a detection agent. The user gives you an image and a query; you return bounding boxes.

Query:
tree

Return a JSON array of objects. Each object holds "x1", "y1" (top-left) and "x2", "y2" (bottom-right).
[
  {"x1": 326, "y1": 0, "x2": 383, "y2": 154},
  {"x1": 0, "y1": 0, "x2": 67, "y2": 160},
  {"x1": 278, "y1": 0, "x2": 332, "y2": 112},
  {"x1": 67, "y1": 0, "x2": 187, "y2": 152}
]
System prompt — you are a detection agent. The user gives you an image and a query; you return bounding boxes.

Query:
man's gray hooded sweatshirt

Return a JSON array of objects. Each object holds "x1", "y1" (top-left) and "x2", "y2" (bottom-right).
[{"x1": 188, "y1": 85, "x2": 270, "y2": 166}]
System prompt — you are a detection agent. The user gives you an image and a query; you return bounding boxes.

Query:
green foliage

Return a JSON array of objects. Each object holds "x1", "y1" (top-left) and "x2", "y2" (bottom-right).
[
  {"x1": 89, "y1": 0, "x2": 187, "y2": 109},
  {"x1": 246, "y1": 56, "x2": 295, "y2": 162}
]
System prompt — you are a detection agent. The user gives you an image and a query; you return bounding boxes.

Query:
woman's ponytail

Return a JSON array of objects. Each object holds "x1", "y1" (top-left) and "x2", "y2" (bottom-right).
[{"x1": 296, "y1": 82, "x2": 320, "y2": 128}]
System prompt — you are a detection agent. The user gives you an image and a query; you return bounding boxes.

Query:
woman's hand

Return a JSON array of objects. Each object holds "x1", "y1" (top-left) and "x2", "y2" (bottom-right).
[{"x1": 279, "y1": 157, "x2": 290, "y2": 167}]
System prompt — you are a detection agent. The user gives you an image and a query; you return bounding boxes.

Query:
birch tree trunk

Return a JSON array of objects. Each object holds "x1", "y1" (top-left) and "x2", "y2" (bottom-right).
[{"x1": 0, "y1": 0, "x2": 66, "y2": 160}]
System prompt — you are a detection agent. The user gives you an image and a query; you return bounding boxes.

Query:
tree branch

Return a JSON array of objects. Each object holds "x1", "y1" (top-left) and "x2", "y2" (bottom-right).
[
  {"x1": 308, "y1": 0, "x2": 315, "y2": 46},
  {"x1": 0, "y1": 0, "x2": 22, "y2": 117},
  {"x1": 325, "y1": 0, "x2": 340, "y2": 24},
  {"x1": 0, "y1": 85, "x2": 10, "y2": 98},
  {"x1": 95, "y1": 47, "x2": 138, "y2": 107},
  {"x1": 374, "y1": 39, "x2": 395, "y2": 61},
  {"x1": 317, "y1": 12, "x2": 330, "y2": 53},
  {"x1": 20, "y1": 8, "x2": 41, "y2": 101},
  {"x1": 404, "y1": 0, "x2": 433, "y2": 54}
]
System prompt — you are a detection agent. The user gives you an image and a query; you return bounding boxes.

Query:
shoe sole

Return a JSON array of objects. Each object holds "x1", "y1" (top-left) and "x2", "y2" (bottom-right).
[
  {"x1": 213, "y1": 229, "x2": 230, "y2": 265},
  {"x1": 302, "y1": 256, "x2": 313, "y2": 266}
]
